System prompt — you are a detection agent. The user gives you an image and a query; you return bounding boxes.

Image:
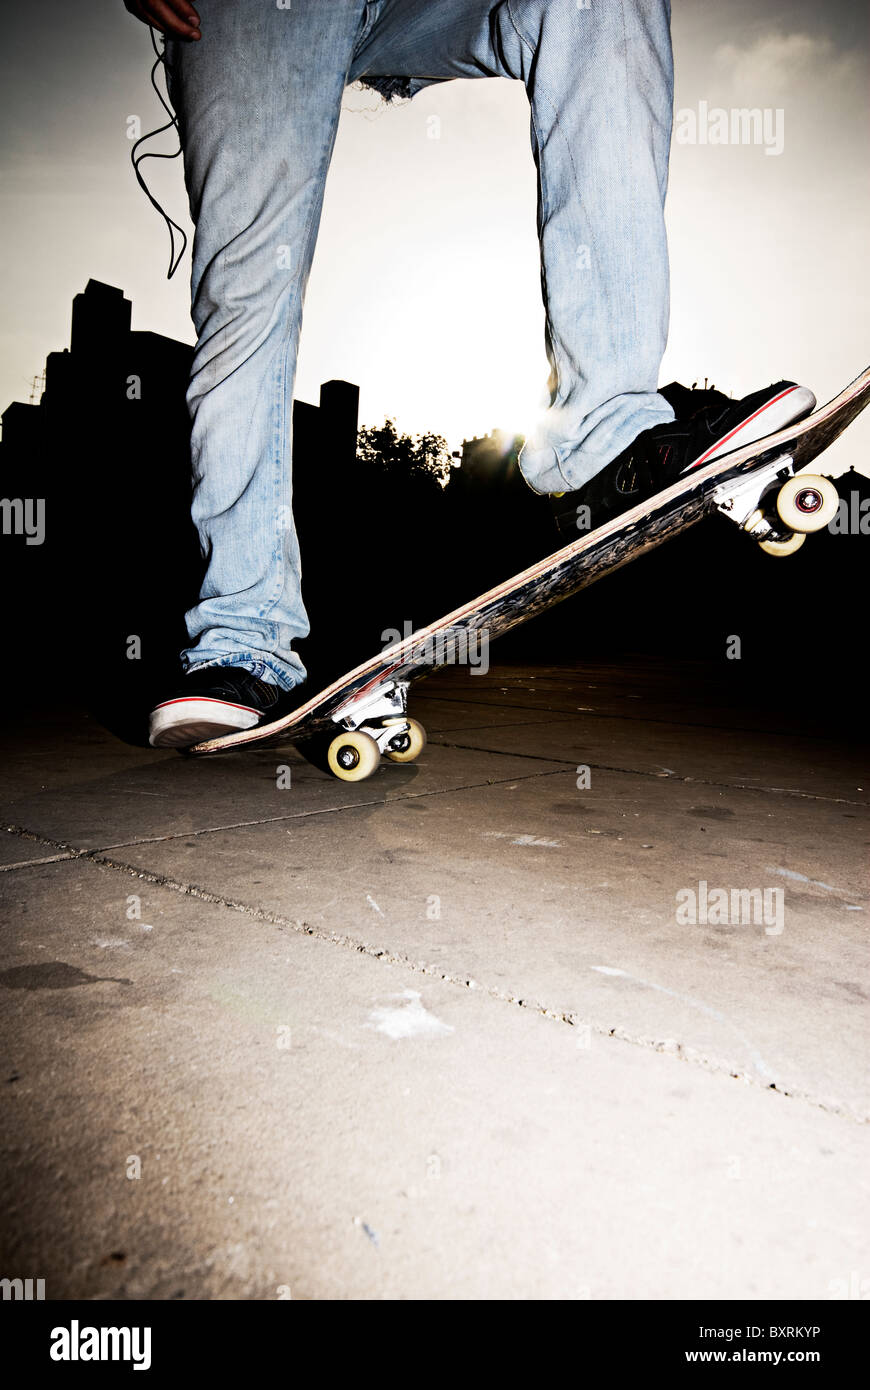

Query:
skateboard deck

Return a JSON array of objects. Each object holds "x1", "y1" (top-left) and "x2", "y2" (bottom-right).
[{"x1": 189, "y1": 365, "x2": 870, "y2": 778}]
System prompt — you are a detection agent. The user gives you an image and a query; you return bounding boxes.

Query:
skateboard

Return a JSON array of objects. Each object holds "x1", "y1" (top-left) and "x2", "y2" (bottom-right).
[{"x1": 188, "y1": 365, "x2": 870, "y2": 780}]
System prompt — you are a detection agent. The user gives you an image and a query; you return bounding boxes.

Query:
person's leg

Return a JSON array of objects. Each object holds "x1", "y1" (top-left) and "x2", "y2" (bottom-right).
[
  {"x1": 351, "y1": 0, "x2": 676, "y2": 493},
  {"x1": 164, "y1": 0, "x2": 371, "y2": 690}
]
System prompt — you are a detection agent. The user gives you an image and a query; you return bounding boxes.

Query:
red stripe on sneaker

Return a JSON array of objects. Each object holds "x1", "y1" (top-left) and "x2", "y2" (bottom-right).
[
  {"x1": 154, "y1": 696, "x2": 259, "y2": 714},
  {"x1": 689, "y1": 386, "x2": 801, "y2": 469}
]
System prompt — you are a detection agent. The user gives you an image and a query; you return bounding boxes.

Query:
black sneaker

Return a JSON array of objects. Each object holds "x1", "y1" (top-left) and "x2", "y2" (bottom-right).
[
  {"x1": 552, "y1": 380, "x2": 816, "y2": 541},
  {"x1": 148, "y1": 666, "x2": 299, "y2": 748},
  {"x1": 658, "y1": 379, "x2": 733, "y2": 418}
]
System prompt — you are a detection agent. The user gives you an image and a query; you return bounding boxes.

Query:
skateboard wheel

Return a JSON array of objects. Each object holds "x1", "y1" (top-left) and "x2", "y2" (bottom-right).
[
  {"x1": 382, "y1": 717, "x2": 427, "y2": 763},
  {"x1": 775, "y1": 474, "x2": 839, "y2": 533},
  {"x1": 326, "y1": 730, "x2": 381, "y2": 781},
  {"x1": 758, "y1": 530, "x2": 806, "y2": 557}
]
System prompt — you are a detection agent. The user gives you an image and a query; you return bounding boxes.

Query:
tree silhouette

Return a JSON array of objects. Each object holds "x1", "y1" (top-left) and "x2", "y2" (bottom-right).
[{"x1": 357, "y1": 417, "x2": 452, "y2": 487}]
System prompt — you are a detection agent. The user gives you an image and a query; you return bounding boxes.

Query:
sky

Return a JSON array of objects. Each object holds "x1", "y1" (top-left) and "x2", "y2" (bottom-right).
[{"x1": 1, "y1": 0, "x2": 868, "y2": 474}]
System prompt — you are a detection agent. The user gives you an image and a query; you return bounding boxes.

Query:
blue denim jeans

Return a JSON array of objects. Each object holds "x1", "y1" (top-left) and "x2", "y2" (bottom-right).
[{"x1": 165, "y1": 0, "x2": 675, "y2": 689}]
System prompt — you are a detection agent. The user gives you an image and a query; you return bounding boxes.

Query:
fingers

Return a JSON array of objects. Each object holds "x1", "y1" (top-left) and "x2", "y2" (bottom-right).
[
  {"x1": 162, "y1": 0, "x2": 201, "y2": 37},
  {"x1": 125, "y1": 0, "x2": 201, "y2": 40}
]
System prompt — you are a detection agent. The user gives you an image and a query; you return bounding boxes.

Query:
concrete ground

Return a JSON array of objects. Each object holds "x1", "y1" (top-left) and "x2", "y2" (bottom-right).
[{"x1": 0, "y1": 659, "x2": 867, "y2": 1300}]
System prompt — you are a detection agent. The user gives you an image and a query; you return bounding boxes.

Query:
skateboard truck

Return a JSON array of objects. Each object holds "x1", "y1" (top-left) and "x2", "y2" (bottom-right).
[
  {"x1": 333, "y1": 680, "x2": 411, "y2": 749},
  {"x1": 323, "y1": 679, "x2": 427, "y2": 780},
  {"x1": 712, "y1": 454, "x2": 839, "y2": 557}
]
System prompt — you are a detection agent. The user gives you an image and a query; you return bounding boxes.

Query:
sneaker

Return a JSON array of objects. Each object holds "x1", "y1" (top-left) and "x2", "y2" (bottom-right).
[
  {"x1": 658, "y1": 379, "x2": 733, "y2": 418},
  {"x1": 552, "y1": 380, "x2": 816, "y2": 541},
  {"x1": 148, "y1": 666, "x2": 299, "y2": 748}
]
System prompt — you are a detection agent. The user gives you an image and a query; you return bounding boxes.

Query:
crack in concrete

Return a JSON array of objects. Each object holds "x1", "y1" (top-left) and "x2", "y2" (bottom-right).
[
  {"x1": 419, "y1": 691, "x2": 864, "y2": 745},
  {"x1": 0, "y1": 851, "x2": 76, "y2": 872},
  {"x1": 2, "y1": 767, "x2": 568, "y2": 858},
  {"x1": 2, "y1": 822, "x2": 866, "y2": 1126},
  {"x1": 427, "y1": 743, "x2": 867, "y2": 805}
]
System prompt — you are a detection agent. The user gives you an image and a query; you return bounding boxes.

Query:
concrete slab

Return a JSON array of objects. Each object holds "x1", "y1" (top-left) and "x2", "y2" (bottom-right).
[
  {"x1": 0, "y1": 829, "x2": 75, "y2": 870},
  {"x1": 102, "y1": 760, "x2": 868, "y2": 1116},
  {"x1": 2, "y1": 661, "x2": 865, "y2": 1300},
  {"x1": 0, "y1": 706, "x2": 158, "y2": 795},
  {"x1": 1, "y1": 730, "x2": 564, "y2": 851},
  {"x1": 0, "y1": 856, "x2": 866, "y2": 1301},
  {"x1": 413, "y1": 663, "x2": 867, "y2": 801},
  {"x1": 419, "y1": 705, "x2": 864, "y2": 804},
  {"x1": 421, "y1": 661, "x2": 849, "y2": 738}
]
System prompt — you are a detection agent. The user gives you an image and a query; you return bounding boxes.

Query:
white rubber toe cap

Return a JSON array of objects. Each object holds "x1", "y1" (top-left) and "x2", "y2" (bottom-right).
[{"x1": 149, "y1": 697, "x2": 260, "y2": 749}]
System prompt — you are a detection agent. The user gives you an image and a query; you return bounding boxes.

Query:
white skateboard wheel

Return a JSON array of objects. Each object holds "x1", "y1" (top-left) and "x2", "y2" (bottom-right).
[
  {"x1": 758, "y1": 531, "x2": 806, "y2": 557},
  {"x1": 383, "y1": 717, "x2": 427, "y2": 763},
  {"x1": 327, "y1": 730, "x2": 381, "y2": 781},
  {"x1": 775, "y1": 474, "x2": 839, "y2": 533}
]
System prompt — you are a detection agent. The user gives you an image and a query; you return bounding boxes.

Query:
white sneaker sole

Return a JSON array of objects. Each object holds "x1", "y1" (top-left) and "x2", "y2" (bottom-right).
[
  {"x1": 149, "y1": 697, "x2": 261, "y2": 749},
  {"x1": 684, "y1": 384, "x2": 817, "y2": 472}
]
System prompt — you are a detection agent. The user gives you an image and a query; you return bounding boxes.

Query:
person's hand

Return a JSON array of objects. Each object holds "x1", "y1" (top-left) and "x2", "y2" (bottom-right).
[{"x1": 124, "y1": 1, "x2": 202, "y2": 40}]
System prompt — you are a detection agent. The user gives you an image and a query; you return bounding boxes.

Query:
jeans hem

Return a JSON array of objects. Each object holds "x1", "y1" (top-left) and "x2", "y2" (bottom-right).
[
  {"x1": 182, "y1": 655, "x2": 301, "y2": 693},
  {"x1": 519, "y1": 397, "x2": 677, "y2": 495}
]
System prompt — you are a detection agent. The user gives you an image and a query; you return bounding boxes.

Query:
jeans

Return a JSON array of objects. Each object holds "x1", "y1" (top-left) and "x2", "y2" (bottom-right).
[{"x1": 165, "y1": 0, "x2": 675, "y2": 689}]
